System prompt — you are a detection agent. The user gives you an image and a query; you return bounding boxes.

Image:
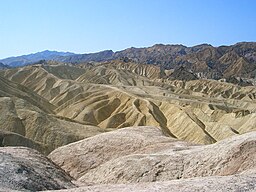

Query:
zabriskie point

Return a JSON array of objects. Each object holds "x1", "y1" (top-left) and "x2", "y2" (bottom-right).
[{"x1": 0, "y1": 0, "x2": 256, "y2": 191}]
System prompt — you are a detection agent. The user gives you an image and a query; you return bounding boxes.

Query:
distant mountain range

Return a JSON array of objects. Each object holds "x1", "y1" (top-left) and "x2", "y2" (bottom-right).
[
  {"x1": 1, "y1": 42, "x2": 256, "y2": 79},
  {"x1": 113, "y1": 42, "x2": 256, "y2": 79},
  {"x1": 0, "y1": 62, "x2": 9, "y2": 69},
  {"x1": 0, "y1": 50, "x2": 74, "y2": 67}
]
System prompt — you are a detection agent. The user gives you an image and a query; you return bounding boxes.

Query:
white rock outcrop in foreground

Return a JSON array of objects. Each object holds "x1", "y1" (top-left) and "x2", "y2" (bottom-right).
[
  {"x1": 49, "y1": 126, "x2": 256, "y2": 185},
  {"x1": 45, "y1": 173, "x2": 256, "y2": 192},
  {"x1": 0, "y1": 126, "x2": 256, "y2": 191}
]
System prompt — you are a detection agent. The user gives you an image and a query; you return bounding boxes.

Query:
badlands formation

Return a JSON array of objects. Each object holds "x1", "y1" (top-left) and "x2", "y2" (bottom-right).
[{"x1": 0, "y1": 60, "x2": 256, "y2": 191}]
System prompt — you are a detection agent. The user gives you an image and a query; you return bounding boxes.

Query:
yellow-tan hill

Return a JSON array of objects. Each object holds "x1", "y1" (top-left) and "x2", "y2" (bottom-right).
[{"x1": 2, "y1": 62, "x2": 256, "y2": 145}]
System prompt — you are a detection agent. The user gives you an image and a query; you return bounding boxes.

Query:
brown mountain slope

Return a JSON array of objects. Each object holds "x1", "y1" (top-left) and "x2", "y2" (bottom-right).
[
  {"x1": 113, "y1": 42, "x2": 256, "y2": 79},
  {"x1": 2, "y1": 42, "x2": 256, "y2": 79}
]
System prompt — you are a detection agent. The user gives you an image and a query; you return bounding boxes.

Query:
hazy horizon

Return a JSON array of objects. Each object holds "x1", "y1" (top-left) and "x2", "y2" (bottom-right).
[{"x1": 1, "y1": 0, "x2": 255, "y2": 58}]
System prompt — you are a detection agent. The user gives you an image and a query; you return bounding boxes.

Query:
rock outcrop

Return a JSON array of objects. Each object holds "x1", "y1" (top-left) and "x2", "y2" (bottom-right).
[
  {"x1": 49, "y1": 126, "x2": 256, "y2": 185},
  {"x1": 44, "y1": 173, "x2": 256, "y2": 192},
  {"x1": 0, "y1": 147, "x2": 76, "y2": 191}
]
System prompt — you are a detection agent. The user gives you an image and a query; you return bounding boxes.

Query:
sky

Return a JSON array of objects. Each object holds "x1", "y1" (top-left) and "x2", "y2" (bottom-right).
[{"x1": 0, "y1": 0, "x2": 255, "y2": 58}]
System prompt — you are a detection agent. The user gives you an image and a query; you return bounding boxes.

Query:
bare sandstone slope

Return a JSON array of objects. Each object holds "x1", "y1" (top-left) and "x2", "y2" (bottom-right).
[
  {"x1": 0, "y1": 74, "x2": 55, "y2": 113},
  {"x1": 3, "y1": 63, "x2": 256, "y2": 145},
  {"x1": 76, "y1": 61, "x2": 162, "y2": 85},
  {"x1": 0, "y1": 74, "x2": 104, "y2": 154},
  {"x1": 0, "y1": 96, "x2": 104, "y2": 154},
  {"x1": 0, "y1": 147, "x2": 76, "y2": 191},
  {"x1": 49, "y1": 126, "x2": 256, "y2": 185},
  {"x1": 0, "y1": 97, "x2": 25, "y2": 135}
]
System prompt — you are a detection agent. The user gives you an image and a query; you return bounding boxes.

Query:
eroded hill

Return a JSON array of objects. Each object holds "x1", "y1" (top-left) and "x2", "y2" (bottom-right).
[
  {"x1": 1, "y1": 61, "x2": 256, "y2": 145},
  {"x1": 1, "y1": 61, "x2": 256, "y2": 191},
  {"x1": 0, "y1": 71, "x2": 105, "y2": 154}
]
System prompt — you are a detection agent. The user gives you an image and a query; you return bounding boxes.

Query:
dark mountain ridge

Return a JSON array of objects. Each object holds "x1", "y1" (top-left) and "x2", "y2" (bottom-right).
[
  {"x1": 1, "y1": 42, "x2": 256, "y2": 79},
  {"x1": 110, "y1": 42, "x2": 256, "y2": 79}
]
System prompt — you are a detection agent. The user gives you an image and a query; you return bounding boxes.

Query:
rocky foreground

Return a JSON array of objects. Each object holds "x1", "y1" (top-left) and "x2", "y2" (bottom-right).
[
  {"x1": 0, "y1": 147, "x2": 75, "y2": 191},
  {"x1": 0, "y1": 126, "x2": 256, "y2": 191}
]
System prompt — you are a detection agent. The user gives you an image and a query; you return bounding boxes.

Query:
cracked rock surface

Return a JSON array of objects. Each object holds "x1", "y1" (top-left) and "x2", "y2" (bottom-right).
[
  {"x1": 44, "y1": 173, "x2": 256, "y2": 192},
  {"x1": 0, "y1": 147, "x2": 76, "y2": 191},
  {"x1": 49, "y1": 126, "x2": 256, "y2": 185}
]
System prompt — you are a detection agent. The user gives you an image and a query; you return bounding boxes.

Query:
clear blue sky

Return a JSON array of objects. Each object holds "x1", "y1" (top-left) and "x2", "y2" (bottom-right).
[{"x1": 0, "y1": 0, "x2": 255, "y2": 58}]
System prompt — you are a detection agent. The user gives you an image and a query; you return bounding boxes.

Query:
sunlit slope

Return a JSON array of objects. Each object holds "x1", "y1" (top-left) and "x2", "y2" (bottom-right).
[
  {"x1": 76, "y1": 61, "x2": 162, "y2": 85},
  {"x1": 0, "y1": 73, "x2": 104, "y2": 153},
  {"x1": 2, "y1": 62, "x2": 256, "y2": 144}
]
